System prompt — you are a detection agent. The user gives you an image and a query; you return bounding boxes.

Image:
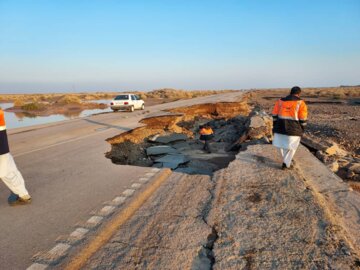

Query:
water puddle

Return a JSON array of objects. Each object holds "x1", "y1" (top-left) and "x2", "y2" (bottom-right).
[{"x1": 0, "y1": 100, "x2": 112, "y2": 130}]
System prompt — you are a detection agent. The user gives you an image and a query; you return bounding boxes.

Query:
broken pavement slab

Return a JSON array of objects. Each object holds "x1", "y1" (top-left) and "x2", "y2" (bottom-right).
[
  {"x1": 155, "y1": 154, "x2": 190, "y2": 164},
  {"x1": 146, "y1": 145, "x2": 179, "y2": 156},
  {"x1": 154, "y1": 154, "x2": 190, "y2": 170},
  {"x1": 149, "y1": 133, "x2": 188, "y2": 144},
  {"x1": 246, "y1": 111, "x2": 273, "y2": 140},
  {"x1": 249, "y1": 114, "x2": 267, "y2": 129},
  {"x1": 171, "y1": 141, "x2": 191, "y2": 150},
  {"x1": 301, "y1": 134, "x2": 348, "y2": 157}
]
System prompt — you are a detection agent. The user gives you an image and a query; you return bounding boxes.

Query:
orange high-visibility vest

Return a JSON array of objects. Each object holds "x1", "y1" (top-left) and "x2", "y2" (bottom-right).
[
  {"x1": 272, "y1": 95, "x2": 308, "y2": 136},
  {"x1": 0, "y1": 109, "x2": 10, "y2": 155},
  {"x1": 272, "y1": 99, "x2": 307, "y2": 121},
  {"x1": 0, "y1": 109, "x2": 5, "y2": 127},
  {"x1": 200, "y1": 127, "x2": 214, "y2": 135}
]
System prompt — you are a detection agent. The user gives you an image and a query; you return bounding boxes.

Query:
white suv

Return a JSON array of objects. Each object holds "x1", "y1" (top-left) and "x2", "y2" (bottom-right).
[{"x1": 110, "y1": 94, "x2": 145, "y2": 112}]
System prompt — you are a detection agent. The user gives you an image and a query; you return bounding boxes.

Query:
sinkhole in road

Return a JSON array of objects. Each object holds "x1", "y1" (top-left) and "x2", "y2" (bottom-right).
[{"x1": 105, "y1": 102, "x2": 250, "y2": 175}]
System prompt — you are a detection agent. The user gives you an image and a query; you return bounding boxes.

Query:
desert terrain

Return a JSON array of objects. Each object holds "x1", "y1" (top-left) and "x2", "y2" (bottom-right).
[{"x1": 244, "y1": 86, "x2": 360, "y2": 189}]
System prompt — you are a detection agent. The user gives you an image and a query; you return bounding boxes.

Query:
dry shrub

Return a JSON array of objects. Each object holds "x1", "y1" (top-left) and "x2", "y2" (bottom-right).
[
  {"x1": 39, "y1": 96, "x2": 48, "y2": 101},
  {"x1": 144, "y1": 88, "x2": 233, "y2": 100},
  {"x1": 56, "y1": 95, "x2": 82, "y2": 105},
  {"x1": 303, "y1": 87, "x2": 360, "y2": 98},
  {"x1": 77, "y1": 93, "x2": 117, "y2": 100},
  {"x1": 344, "y1": 89, "x2": 360, "y2": 97},
  {"x1": 138, "y1": 93, "x2": 147, "y2": 100},
  {"x1": 21, "y1": 102, "x2": 45, "y2": 111},
  {"x1": 29, "y1": 96, "x2": 40, "y2": 103},
  {"x1": 82, "y1": 94, "x2": 97, "y2": 100},
  {"x1": 14, "y1": 98, "x2": 26, "y2": 107},
  {"x1": 94, "y1": 93, "x2": 114, "y2": 99},
  {"x1": 332, "y1": 93, "x2": 344, "y2": 99},
  {"x1": 302, "y1": 89, "x2": 320, "y2": 97}
]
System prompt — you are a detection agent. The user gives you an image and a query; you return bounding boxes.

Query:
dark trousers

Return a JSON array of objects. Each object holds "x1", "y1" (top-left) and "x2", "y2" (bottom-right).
[{"x1": 203, "y1": 140, "x2": 212, "y2": 153}]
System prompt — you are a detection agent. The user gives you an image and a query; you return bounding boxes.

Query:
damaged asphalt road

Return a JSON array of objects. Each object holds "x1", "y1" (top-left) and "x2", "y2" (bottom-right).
[
  {"x1": 71, "y1": 101, "x2": 360, "y2": 269},
  {"x1": 83, "y1": 172, "x2": 216, "y2": 269},
  {"x1": 79, "y1": 144, "x2": 360, "y2": 270}
]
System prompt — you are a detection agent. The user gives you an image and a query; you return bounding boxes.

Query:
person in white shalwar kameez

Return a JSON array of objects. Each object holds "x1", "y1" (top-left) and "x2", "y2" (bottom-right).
[
  {"x1": 0, "y1": 109, "x2": 31, "y2": 205},
  {"x1": 272, "y1": 87, "x2": 308, "y2": 169}
]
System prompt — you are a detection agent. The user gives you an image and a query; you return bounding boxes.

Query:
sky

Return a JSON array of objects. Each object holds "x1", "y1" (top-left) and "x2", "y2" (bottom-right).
[{"x1": 0, "y1": 0, "x2": 359, "y2": 93}]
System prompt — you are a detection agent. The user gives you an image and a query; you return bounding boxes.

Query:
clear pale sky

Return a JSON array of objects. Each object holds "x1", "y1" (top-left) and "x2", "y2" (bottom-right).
[{"x1": 0, "y1": 0, "x2": 359, "y2": 93}]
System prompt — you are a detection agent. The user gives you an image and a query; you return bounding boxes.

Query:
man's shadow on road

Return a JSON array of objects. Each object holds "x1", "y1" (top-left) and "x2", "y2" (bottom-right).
[{"x1": 236, "y1": 154, "x2": 281, "y2": 170}]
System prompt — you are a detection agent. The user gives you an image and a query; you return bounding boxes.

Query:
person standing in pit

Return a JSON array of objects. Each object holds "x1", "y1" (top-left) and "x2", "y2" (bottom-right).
[
  {"x1": 272, "y1": 86, "x2": 308, "y2": 169},
  {"x1": 0, "y1": 108, "x2": 32, "y2": 205},
  {"x1": 199, "y1": 124, "x2": 214, "y2": 153}
]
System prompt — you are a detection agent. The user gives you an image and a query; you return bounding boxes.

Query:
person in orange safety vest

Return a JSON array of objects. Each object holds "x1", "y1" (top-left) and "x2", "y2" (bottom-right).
[
  {"x1": 199, "y1": 124, "x2": 214, "y2": 153},
  {"x1": 272, "y1": 86, "x2": 308, "y2": 170},
  {"x1": 0, "y1": 108, "x2": 32, "y2": 206}
]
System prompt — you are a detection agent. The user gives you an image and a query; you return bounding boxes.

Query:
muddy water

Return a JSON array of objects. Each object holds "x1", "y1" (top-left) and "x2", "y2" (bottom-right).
[{"x1": 0, "y1": 100, "x2": 112, "y2": 130}]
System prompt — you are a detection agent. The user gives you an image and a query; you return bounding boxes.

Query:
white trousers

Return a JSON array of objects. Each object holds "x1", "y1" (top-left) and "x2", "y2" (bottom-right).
[
  {"x1": 279, "y1": 148, "x2": 296, "y2": 168},
  {"x1": 0, "y1": 153, "x2": 29, "y2": 197},
  {"x1": 273, "y1": 133, "x2": 300, "y2": 168}
]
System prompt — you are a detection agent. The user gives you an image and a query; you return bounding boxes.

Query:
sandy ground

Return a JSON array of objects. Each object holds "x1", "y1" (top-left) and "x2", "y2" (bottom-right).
[{"x1": 244, "y1": 89, "x2": 360, "y2": 154}]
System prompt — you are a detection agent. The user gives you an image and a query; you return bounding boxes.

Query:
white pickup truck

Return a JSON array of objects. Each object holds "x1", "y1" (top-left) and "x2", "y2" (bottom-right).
[{"x1": 110, "y1": 94, "x2": 145, "y2": 112}]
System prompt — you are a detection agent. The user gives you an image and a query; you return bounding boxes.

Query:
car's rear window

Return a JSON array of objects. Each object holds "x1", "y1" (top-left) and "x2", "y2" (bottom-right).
[{"x1": 114, "y1": 95, "x2": 129, "y2": 100}]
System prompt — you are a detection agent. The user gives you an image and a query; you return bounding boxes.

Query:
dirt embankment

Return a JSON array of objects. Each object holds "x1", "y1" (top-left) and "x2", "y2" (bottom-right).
[{"x1": 244, "y1": 87, "x2": 360, "y2": 189}]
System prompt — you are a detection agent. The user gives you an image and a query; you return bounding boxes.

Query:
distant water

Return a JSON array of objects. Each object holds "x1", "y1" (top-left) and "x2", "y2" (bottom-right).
[{"x1": 0, "y1": 100, "x2": 112, "y2": 130}]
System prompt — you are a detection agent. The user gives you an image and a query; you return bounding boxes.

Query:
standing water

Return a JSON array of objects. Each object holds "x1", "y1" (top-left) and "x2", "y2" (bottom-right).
[{"x1": 0, "y1": 100, "x2": 112, "y2": 130}]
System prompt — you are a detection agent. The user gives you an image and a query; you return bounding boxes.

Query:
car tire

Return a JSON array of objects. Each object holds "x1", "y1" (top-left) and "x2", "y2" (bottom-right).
[
  {"x1": 141, "y1": 104, "x2": 145, "y2": 110},
  {"x1": 112, "y1": 109, "x2": 118, "y2": 112},
  {"x1": 130, "y1": 106, "x2": 134, "y2": 112}
]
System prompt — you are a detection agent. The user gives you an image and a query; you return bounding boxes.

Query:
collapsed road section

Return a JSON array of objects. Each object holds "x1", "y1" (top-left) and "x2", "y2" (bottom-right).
[{"x1": 105, "y1": 101, "x2": 252, "y2": 175}]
